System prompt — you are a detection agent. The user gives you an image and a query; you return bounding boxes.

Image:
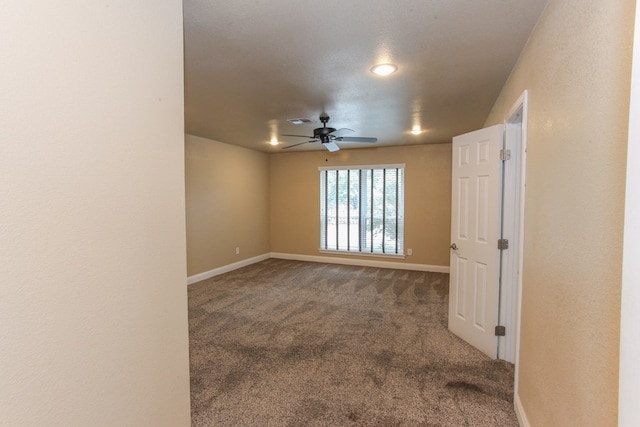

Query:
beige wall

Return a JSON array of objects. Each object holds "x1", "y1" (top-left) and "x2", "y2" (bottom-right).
[
  {"x1": 185, "y1": 134, "x2": 270, "y2": 276},
  {"x1": 0, "y1": 2, "x2": 191, "y2": 426},
  {"x1": 270, "y1": 144, "x2": 452, "y2": 267},
  {"x1": 484, "y1": 0, "x2": 634, "y2": 425}
]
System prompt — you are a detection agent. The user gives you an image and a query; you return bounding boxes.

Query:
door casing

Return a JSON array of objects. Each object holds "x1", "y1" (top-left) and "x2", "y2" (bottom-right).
[{"x1": 499, "y1": 91, "x2": 528, "y2": 383}]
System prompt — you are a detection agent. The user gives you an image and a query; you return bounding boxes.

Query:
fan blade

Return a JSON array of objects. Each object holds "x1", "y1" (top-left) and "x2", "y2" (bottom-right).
[
  {"x1": 282, "y1": 140, "x2": 315, "y2": 149},
  {"x1": 282, "y1": 134, "x2": 313, "y2": 138},
  {"x1": 337, "y1": 136, "x2": 378, "y2": 143},
  {"x1": 330, "y1": 128, "x2": 354, "y2": 138},
  {"x1": 323, "y1": 141, "x2": 340, "y2": 152}
]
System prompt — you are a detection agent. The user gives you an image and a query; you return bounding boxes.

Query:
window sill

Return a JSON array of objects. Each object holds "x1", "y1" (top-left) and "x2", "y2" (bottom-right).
[{"x1": 318, "y1": 249, "x2": 406, "y2": 260}]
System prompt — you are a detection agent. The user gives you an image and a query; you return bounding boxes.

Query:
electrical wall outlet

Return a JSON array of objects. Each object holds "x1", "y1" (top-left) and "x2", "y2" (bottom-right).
[
  {"x1": 407, "y1": 248, "x2": 412, "y2": 256},
  {"x1": 235, "y1": 247, "x2": 240, "y2": 255}
]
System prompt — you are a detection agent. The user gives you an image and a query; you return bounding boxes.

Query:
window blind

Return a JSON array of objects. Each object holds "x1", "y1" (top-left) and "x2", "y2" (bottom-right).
[{"x1": 320, "y1": 165, "x2": 404, "y2": 255}]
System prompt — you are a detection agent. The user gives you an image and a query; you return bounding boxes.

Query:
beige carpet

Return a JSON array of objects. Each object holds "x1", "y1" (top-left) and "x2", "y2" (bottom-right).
[{"x1": 188, "y1": 259, "x2": 517, "y2": 426}]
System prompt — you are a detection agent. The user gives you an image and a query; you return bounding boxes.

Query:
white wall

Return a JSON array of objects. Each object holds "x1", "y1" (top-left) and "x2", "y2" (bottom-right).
[{"x1": 0, "y1": 2, "x2": 191, "y2": 426}]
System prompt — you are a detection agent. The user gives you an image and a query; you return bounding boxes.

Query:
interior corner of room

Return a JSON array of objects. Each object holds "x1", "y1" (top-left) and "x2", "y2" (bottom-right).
[{"x1": 185, "y1": 134, "x2": 453, "y2": 282}]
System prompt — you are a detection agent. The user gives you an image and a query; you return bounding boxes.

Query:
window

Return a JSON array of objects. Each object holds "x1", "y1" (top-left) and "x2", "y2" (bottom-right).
[{"x1": 319, "y1": 165, "x2": 405, "y2": 256}]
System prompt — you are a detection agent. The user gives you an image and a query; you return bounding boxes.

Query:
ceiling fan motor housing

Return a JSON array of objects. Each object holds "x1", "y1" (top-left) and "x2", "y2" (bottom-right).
[
  {"x1": 315, "y1": 114, "x2": 335, "y2": 143},
  {"x1": 314, "y1": 127, "x2": 337, "y2": 138}
]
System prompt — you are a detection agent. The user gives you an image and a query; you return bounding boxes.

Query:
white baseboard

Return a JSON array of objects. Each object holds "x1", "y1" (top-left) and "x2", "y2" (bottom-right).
[
  {"x1": 187, "y1": 253, "x2": 270, "y2": 285},
  {"x1": 270, "y1": 252, "x2": 450, "y2": 273},
  {"x1": 514, "y1": 393, "x2": 530, "y2": 427},
  {"x1": 188, "y1": 252, "x2": 449, "y2": 285}
]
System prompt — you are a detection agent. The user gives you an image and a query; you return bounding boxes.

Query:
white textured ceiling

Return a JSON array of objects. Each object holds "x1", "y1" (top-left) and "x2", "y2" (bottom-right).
[{"x1": 184, "y1": 0, "x2": 548, "y2": 152}]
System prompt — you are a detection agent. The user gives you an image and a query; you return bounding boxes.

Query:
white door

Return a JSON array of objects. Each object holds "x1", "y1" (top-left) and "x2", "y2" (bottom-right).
[{"x1": 449, "y1": 125, "x2": 503, "y2": 358}]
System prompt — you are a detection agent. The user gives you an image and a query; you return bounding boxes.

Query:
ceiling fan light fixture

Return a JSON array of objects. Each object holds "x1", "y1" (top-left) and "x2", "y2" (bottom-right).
[
  {"x1": 371, "y1": 63, "x2": 398, "y2": 76},
  {"x1": 270, "y1": 137, "x2": 279, "y2": 146},
  {"x1": 411, "y1": 126, "x2": 423, "y2": 135}
]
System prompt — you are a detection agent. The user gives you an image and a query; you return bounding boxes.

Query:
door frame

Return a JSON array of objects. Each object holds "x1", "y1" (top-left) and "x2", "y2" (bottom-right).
[
  {"x1": 498, "y1": 91, "x2": 528, "y2": 390},
  {"x1": 619, "y1": 2, "x2": 640, "y2": 423}
]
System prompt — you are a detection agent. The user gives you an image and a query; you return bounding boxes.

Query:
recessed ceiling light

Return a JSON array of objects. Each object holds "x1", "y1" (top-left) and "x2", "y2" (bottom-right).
[
  {"x1": 371, "y1": 63, "x2": 398, "y2": 76},
  {"x1": 270, "y1": 138, "x2": 279, "y2": 146}
]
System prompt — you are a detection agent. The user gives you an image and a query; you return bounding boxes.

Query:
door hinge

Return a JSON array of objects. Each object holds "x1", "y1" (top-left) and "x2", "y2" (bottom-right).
[
  {"x1": 500, "y1": 149, "x2": 511, "y2": 161},
  {"x1": 498, "y1": 239, "x2": 509, "y2": 250},
  {"x1": 495, "y1": 325, "x2": 506, "y2": 336}
]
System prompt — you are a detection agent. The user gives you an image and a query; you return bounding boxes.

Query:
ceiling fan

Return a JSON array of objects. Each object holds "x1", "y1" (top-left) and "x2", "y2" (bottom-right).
[{"x1": 282, "y1": 113, "x2": 378, "y2": 152}]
